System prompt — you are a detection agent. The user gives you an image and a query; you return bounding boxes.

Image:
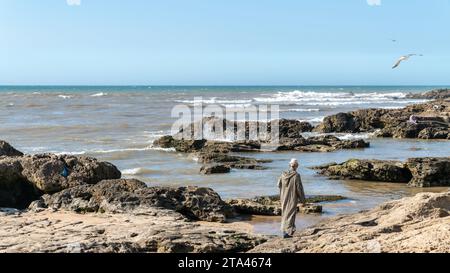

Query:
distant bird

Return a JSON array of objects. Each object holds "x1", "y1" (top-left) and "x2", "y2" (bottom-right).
[
  {"x1": 390, "y1": 39, "x2": 397, "y2": 42},
  {"x1": 392, "y1": 54, "x2": 423, "y2": 69}
]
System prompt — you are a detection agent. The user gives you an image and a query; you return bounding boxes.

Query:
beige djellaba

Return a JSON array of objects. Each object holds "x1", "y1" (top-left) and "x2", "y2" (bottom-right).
[{"x1": 277, "y1": 170, "x2": 306, "y2": 236}]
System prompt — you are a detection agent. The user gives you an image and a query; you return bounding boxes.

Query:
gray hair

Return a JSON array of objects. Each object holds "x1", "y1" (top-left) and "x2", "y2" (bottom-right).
[{"x1": 289, "y1": 158, "x2": 299, "y2": 168}]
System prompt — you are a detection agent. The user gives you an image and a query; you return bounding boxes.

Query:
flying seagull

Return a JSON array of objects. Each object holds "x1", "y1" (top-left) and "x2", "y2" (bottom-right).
[{"x1": 392, "y1": 54, "x2": 423, "y2": 69}]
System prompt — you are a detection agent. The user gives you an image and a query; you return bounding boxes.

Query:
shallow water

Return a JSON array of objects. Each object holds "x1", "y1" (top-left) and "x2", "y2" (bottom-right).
[{"x1": 1, "y1": 86, "x2": 449, "y2": 235}]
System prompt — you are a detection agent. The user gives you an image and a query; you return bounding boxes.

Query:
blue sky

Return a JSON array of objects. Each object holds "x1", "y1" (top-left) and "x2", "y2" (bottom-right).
[{"x1": 1, "y1": 0, "x2": 449, "y2": 85}]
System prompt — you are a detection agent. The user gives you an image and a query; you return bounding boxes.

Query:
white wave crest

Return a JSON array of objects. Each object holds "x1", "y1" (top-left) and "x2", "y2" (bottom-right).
[
  {"x1": 253, "y1": 90, "x2": 411, "y2": 106},
  {"x1": 91, "y1": 92, "x2": 108, "y2": 97},
  {"x1": 122, "y1": 167, "x2": 154, "y2": 175},
  {"x1": 284, "y1": 108, "x2": 320, "y2": 112},
  {"x1": 58, "y1": 94, "x2": 73, "y2": 99}
]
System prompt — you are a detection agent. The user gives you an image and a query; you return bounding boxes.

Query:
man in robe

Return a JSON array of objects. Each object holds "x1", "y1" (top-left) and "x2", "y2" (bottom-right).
[{"x1": 278, "y1": 158, "x2": 306, "y2": 238}]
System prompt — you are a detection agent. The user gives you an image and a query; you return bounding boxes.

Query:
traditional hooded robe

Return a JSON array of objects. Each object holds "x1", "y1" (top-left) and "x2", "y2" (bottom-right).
[{"x1": 278, "y1": 170, "x2": 306, "y2": 236}]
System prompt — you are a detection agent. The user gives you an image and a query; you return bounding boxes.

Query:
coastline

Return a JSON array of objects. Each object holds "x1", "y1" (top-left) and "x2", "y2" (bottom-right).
[{"x1": 0, "y1": 88, "x2": 449, "y2": 253}]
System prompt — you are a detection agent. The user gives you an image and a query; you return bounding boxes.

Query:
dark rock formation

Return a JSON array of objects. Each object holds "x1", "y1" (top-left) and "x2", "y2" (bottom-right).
[
  {"x1": 406, "y1": 157, "x2": 450, "y2": 187},
  {"x1": 31, "y1": 179, "x2": 235, "y2": 223},
  {"x1": 314, "y1": 100, "x2": 450, "y2": 139},
  {"x1": 314, "y1": 113, "x2": 360, "y2": 133},
  {"x1": 153, "y1": 136, "x2": 207, "y2": 153},
  {"x1": 195, "y1": 153, "x2": 271, "y2": 170},
  {"x1": 0, "y1": 158, "x2": 40, "y2": 209},
  {"x1": 0, "y1": 141, "x2": 121, "y2": 209},
  {"x1": 173, "y1": 117, "x2": 313, "y2": 141},
  {"x1": 276, "y1": 119, "x2": 314, "y2": 138},
  {"x1": 0, "y1": 140, "x2": 23, "y2": 157},
  {"x1": 200, "y1": 164, "x2": 231, "y2": 175},
  {"x1": 252, "y1": 195, "x2": 347, "y2": 205},
  {"x1": 227, "y1": 198, "x2": 322, "y2": 216},
  {"x1": 314, "y1": 157, "x2": 450, "y2": 187},
  {"x1": 313, "y1": 159, "x2": 412, "y2": 183},
  {"x1": 225, "y1": 195, "x2": 345, "y2": 216},
  {"x1": 154, "y1": 134, "x2": 370, "y2": 155},
  {"x1": 406, "y1": 88, "x2": 450, "y2": 100},
  {"x1": 276, "y1": 135, "x2": 369, "y2": 152},
  {"x1": 20, "y1": 154, "x2": 121, "y2": 193}
]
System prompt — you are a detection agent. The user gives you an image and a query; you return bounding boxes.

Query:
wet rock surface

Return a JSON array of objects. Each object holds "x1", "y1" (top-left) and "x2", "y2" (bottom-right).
[
  {"x1": 314, "y1": 100, "x2": 450, "y2": 139},
  {"x1": 249, "y1": 191, "x2": 450, "y2": 253},
  {"x1": 313, "y1": 157, "x2": 450, "y2": 187}
]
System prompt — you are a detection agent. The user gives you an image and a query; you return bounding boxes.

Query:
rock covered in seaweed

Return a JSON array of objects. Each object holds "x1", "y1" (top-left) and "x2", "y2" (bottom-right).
[
  {"x1": 313, "y1": 157, "x2": 450, "y2": 187},
  {"x1": 313, "y1": 159, "x2": 413, "y2": 183}
]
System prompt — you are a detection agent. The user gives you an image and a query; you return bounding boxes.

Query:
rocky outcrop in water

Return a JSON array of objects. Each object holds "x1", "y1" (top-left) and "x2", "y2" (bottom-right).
[
  {"x1": 226, "y1": 195, "x2": 347, "y2": 216},
  {"x1": 200, "y1": 164, "x2": 231, "y2": 175},
  {"x1": 155, "y1": 133, "x2": 370, "y2": 175},
  {"x1": 30, "y1": 179, "x2": 235, "y2": 223},
  {"x1": 313, "y1": 157, "x2": 450, "y2": 187},
  {"x1": 174, "y1": 117, "x2": 313, "y2": 141},
  {"x1": 314, "y1": 100, "x2": 450, "y2": 139},
  {"x1": 249, "y1": 191, "x2": 450, "y2": 253},
  {"x1": 0, "y1": 142, "x2": 121, "y2": 209},
  {"x1": 276, "y1": 135, "x2": 369, "y2": 152},
  {"x1": 406, "y1": 88, "x2": 450, "y2": 100},
  {"x1": 195, "y1": 152, "x2": 272, "y2": 173},
  {"x1": 313, "y1": 159, "x2": 412, "y2": 183}
]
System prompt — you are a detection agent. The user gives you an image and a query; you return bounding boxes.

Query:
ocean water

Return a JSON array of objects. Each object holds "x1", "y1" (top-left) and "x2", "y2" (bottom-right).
[{"x1": 1, "y1": 86, "x2": 449, "y2": 234}]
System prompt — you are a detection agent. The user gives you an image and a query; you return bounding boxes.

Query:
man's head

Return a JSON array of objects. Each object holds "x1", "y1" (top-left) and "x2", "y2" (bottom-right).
[{"x1": 289, "y1": 158, "x2": 299, "y2": 170}]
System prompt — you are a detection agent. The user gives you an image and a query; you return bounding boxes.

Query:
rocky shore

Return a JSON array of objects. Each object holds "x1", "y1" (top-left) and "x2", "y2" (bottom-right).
[
  {"x1": 313, "y1": 157, "x2": 450, "y2": 187},
  {"x1": 0, "y1": 140, "x2": 271, "y2": 252},
  {"x1": 0, "y1": 140, "x2": 449, "y2": 253},
  {"x1": 250, "y1": 191, "x2": 450, "y2": 253},
  {"x1": 314, "y1": 89, "x2": 450, "y2": 139},
  {"x1": 0, "y1": 207, "x2": 266, "y2": 253}
]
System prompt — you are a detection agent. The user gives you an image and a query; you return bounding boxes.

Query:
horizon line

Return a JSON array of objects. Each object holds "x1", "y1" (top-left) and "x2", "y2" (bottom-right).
[{"x1": 1, "y1": 84, "x2": 449, "y2": 87}]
